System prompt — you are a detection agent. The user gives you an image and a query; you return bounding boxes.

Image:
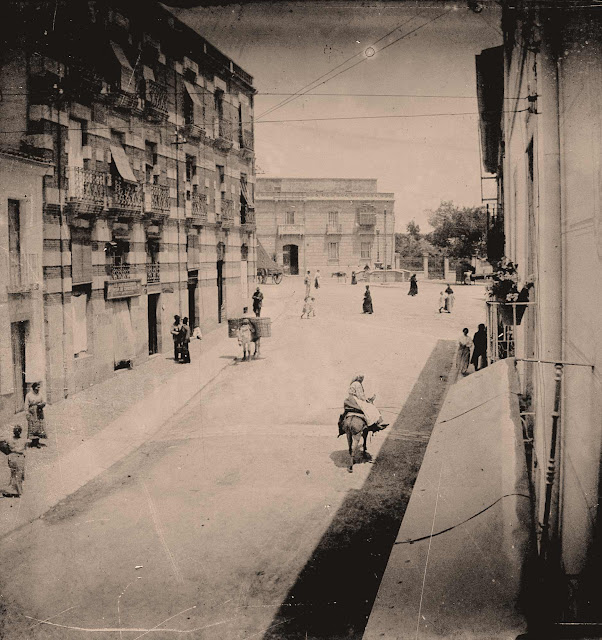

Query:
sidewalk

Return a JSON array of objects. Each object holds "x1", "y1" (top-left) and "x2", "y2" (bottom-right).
[{"x1": 0, "y1": 290, "x2": 293, "y2": 538}]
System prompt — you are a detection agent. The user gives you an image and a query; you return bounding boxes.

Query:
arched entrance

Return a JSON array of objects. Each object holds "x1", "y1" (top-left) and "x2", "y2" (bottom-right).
[{"x1": 283, "y1": 244, "x2": 299, "y2": 275}]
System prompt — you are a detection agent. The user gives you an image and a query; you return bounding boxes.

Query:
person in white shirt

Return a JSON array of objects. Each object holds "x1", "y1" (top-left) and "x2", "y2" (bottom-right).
[{"x1": 457, "y1": 328, "x2": 473, "y2": 375}]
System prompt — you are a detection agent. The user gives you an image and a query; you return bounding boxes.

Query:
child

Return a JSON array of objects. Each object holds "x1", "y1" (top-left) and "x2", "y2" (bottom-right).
[
  {"x1": 237, "y1": 307, "x2": 255, "y2": 360},
  {"x1": 308, "y1": 297, "x2": 316, "y2": 317},
  {"x1": 439, "y1": 291, "x2": 448, "y2": 313}
]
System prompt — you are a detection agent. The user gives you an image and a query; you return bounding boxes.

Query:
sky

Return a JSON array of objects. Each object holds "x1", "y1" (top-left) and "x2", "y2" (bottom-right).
[{"x1": 167, "y1": 1, "x2": 502, "y2": 231}]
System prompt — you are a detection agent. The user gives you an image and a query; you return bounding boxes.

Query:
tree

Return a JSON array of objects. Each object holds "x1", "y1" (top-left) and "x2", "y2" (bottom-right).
[
  {"x1": 426, "y1": 201, "x2": 487, "y2": 259},
  {"x1": 406, "y1": 219, "x2": 421, "y2": 239},
  {"x1": 395, "y1": 221, "x2": 438, "y2": 257}
]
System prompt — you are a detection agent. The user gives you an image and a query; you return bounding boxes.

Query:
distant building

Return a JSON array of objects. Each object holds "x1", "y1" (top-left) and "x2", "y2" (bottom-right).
[
  {"x1": 255, "y1": 178, "x2": 395, "y2": 275},
  {"x1": 0, "y1": 0, "x2": 256, "y2": 414}
]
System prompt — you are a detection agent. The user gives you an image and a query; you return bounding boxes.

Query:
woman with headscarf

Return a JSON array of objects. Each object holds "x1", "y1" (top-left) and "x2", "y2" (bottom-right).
[
  {"x1": 457, "y1": 328, "x2": 472, "y2": 376},
  {"x1": 408, "y1": 274, "x2": 418, "y2": 296},
  {"x1": 363, "y1": 285, "x2": 373, "y2": 314},
  {"x1": 445, "y1": 284, "x2": 455, "y2": 312},
  {"x1": 25, "y1": 382, "x2": 47, "y2": 448},
  {"x1": 342, "y1": 374, "x2": 387, "y2": 430}
]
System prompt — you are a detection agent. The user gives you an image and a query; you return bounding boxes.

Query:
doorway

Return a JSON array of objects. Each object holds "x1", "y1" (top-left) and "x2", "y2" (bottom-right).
[
  {"x1": 11, "y1": 321, "x2": 27, "y2": 412},
  {"x1": 147, "y1": 293, "x2": 159, "y2": 356},
  {"x1": 188, "y1": 272, "x2": 198, "y2": 331},
  {"x1": 217, "y1": 242, "x2": 225, "y2": 323},
  {"x1": 283, "y1": 244, "x2": 299, "y2": 275}
]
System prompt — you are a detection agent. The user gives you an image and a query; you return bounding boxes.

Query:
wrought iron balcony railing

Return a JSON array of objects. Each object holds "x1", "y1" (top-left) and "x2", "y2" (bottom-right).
[
  {"x1": 241, "y1": 129, "x2": 254, "y2": 150},
  {"x1": 143, "y1": 183, "x2": 170, "y2": 215},
  {"x1": 241, "y1": 207, "x2": 255, "y2": 227},
  {"x1": 67, "y1": 167, "x2": 107, "y2": 205},
  {"x1": 144, "y1": 80, "x2": 168, "y2": 120},
  {"x1": 109, "y1": 176, "x2": 142, "y2": 214},
  {"x1": 146, "y1": 263, "x2": 160, "y2": 284},
  {"x1": 8, "y1": 252, "x2": 40, "y2": 292},
  {"x1": 111, "y1": 263, "x2": 131, "y2": 280},
  {"x1": 191, "y1": 192, "x2": 208, "y2": 223}
]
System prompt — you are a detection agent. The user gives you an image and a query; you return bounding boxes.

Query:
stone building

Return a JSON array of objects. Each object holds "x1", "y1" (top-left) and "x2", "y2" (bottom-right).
[
  {"x1": 477, "y1": 1, "x2": 602, "y2": 624},
  {"x1": 0, "y1": 0, "x2": 256, "y2": 410},
  {"x1": 255, "y1": 178, "x2": 394, "y2": 275}
]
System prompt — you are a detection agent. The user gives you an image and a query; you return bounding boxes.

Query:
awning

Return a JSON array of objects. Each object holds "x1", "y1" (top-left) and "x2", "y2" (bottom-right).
[
  {"x1": 476, "y1": 46, "x2": 504, "y2": 174},
  {"x1": 110, "y1": 41, "x2": 133, "y2": 71},
  {"x1": 110, "y1": 145, "x2": 137, "y2": 183},
  {"x1": 142, "y1": 66, "x2": 155, "y2": 81}
]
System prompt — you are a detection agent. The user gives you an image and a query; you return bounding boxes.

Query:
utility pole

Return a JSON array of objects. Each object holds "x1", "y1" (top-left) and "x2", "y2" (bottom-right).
[{"x1": 384, "y1": 206, "x2": 387, "y2": 272}]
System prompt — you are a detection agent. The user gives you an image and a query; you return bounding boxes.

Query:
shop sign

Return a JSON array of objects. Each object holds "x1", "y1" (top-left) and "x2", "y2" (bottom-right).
[{"x1": 105, "y1": 279, "x2": 142, "y2": 300}]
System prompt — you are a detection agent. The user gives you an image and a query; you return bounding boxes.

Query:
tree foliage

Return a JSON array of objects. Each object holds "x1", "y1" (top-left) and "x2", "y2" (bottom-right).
[
  {"x1": 395, "y1": 220, "x2": 438, "y2": 257},
  {"x1": 426, "y1": 201, "x2": 487, "y2": 259}
]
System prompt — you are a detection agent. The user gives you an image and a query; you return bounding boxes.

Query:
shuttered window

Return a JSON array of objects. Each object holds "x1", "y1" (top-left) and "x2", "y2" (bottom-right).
[{"x1": 71, "y1": 228, "x2": 93, "y2": 285}]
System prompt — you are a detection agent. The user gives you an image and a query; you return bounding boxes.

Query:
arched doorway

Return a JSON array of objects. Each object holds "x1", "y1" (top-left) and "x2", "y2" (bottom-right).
[
  {"x1": 216, "y1": 242, "x2": 226, "y2": 323},
  {"x1": 283, "y1": 244, "x2": 299, "y2": 275}
]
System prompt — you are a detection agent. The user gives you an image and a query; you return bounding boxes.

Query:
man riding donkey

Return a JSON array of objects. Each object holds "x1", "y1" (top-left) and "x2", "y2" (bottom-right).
[{"x1": 338, "y1": 374, "x2": 388, "y2": 471}]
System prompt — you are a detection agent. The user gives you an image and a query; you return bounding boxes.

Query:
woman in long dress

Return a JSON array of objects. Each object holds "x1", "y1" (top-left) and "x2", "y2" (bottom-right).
[
  {"x1": 344, "y1": 375, "x2": 387, "y2": 429},
  {"x1": 445, "y1": 285, "x2": 455, "y2": 312},
  {"x1": 408, "y1": 274, "x2": 418, "y2": 296},
  {"x1": 457, "y1": 328, "x2": 472, "y2": 375},
  {"x1": 363, "y1": 286, "x2": 373, "y2": 314},
  {"x1": 25, "y1": 382, "x2": 47, "y2": 448}
]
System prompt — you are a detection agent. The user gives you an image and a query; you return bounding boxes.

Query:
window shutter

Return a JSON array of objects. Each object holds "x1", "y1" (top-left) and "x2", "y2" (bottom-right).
[{"x1": 72, "y1": 229, "x2": 93, "y2": 284}]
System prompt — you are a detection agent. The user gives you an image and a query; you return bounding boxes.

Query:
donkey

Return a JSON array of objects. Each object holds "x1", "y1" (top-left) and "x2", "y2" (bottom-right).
[{"x1": 341, "y1": 413, "x2": 387, "y2": 473}]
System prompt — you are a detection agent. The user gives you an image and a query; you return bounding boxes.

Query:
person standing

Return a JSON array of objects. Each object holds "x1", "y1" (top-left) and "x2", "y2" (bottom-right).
[
  {"x1": 301, "y1": 295, "x2": 311, "y2": 319},
  {"x1": 363, "y1": 285, "x2": 373, "y2": 314},
  {"x1": 438, "y1": 291, "x2": 448, "y2": 313},
  {"x1": 171, "y1": 315, "x2": 182, "y2": 361},
  {"x1": 25, "y1": 382, "x2": 47, "y2": 448},
  {"x1": 445, "y1": 284, "x2": 455, "y2": 313},
  {"x1": 238, "y1": 308, "x2": 256, "y2": 361},
  {"x1": 304, "y1": 270, "x2": 311, "y2": 297},
  {"x1": 457, "y1": 328, "x2": 472, "y2": 376},
  {"x1": 408, "y1": 274, "x2": 418, "y2": 296},
  {"x1": 471, "y1": 323, "x2": 488, "y2": 371},
  {"x1": 252, "y1": 287, "x2": 264, "y2": 317},
  {"x1": 351, "y1": 271, "x2": 357, "y2": 285},
  {"x1": 314, "y1": 270, "x2": 321, "y2": 290},
  {"x1": 2, "y1": 425, "x2": 27, "y2": 497},
  {"x1": 179, "y1": 317, "x2": 191, "y2": 364}
]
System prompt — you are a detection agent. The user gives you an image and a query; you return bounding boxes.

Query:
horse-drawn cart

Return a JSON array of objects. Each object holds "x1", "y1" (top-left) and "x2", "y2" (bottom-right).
[{"x1": 256, "y1": 240, "x2": 283, "y2": 284}]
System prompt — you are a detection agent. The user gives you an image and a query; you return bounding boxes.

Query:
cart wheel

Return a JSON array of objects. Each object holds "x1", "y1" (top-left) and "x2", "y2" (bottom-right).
[{"x1": 272, "y1": 273, "x2": 283, "y2": 284}]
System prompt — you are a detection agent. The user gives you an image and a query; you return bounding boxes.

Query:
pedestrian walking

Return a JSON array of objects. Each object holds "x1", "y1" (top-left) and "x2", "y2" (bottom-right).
[
  {"x1": 445, "y1": 285, "x2": 455, "y2": 312},
  {"x1": 2, "y1": 425, "x2": 27, "y2": 497},
  {"x1": 471, "y1": 323, "x2": 488, "y2": 371},
  {"x1": 25, "y1": 382, "x2": 47, "y2": 448},
  {"x1": 408, "y1": 274, "x2": 418, "y2": 296},
  {"x1": 252, "y1": 287, "x2": 263, "y2": 317},
  {"x1": 314, "y1": 270, "x2": 321, "y2": 289},
  {"x1": 438, "y1": 291, "x2": 449, "y2": 313},
  {"x1": 304, "y1": 271, "x2": 311, "y2": 297},
  {"x1": 179, "y1": 317, "x2": 191, "y2": 363},
  {"x1": 363, "y1": 285, "x2": 373, "y2": 314},
  {"x1": 351, "y1": 271, "x2": 357, "y2": 285},
  {"x1": 300, "y1": 295, "x2": 312, "y2": 319},
  {"x1": 457, "y1": 328, "x2": 472, "y2": 376},
  {"x1": 238, "y1": 308, "x2": 256, "y2": 361},
  {"x1": 171, "y1": 315, "x2": 182, "y2": 361}
]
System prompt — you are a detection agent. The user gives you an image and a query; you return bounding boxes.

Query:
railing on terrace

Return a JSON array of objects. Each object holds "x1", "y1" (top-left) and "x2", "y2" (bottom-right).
[
  {"x1": 111, "y1": 263, "x2": 131, "y2": 280},
  {"x1": 486, "y1": 300, "x2": 537, "y2": 363},
  {"x1": 109, "y1": 176, "x2": 142, "y2": 213},
  {"x1": 144, "y1": 183, "x2": 170, "y2": 214},
  {"x1": 146, "y1": 263, "x2": 160, "y2": 284},
  {"x1": 218, "y1": 118, "x2": 233, "y2": 141},
  {"x1": 67, "y1": 167, "x2": 106, "y2": 204},
  {"x1": 241, "y1": 207, "x2": 255, "y2": 226},
  {"x1": 241, "y1": 129, "x2": 254, "y2": 150},
  {"x1": 145, "y1": 80, "x2": 168, "y2": 114},
  {"x1": 191, "y1": 192, "x2": 208, "y2": 222},
  {"x1": 8, "y1": 252, "x2": 40, "y2": 292},
  {"x1": 219, "y1": 198, "x2": 234, "y2": 226}
]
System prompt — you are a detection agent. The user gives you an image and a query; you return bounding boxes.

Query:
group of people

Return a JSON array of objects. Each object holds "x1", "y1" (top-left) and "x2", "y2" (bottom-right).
[
  {"x1": 171, "y1": 315, "x2": 202, "y2": 364},
  {"x1": 301, "y1": 270, "x2": 320, "y2": 319},
  {"x1": 438, "y1": 285, "x2": 455, "y2": 313},
  {"x1": 457, "y1": 323, "x2": 488, "y2": 376},
  {"x1": 1, "y1": 381, "x2": 47, "y2": 498}
]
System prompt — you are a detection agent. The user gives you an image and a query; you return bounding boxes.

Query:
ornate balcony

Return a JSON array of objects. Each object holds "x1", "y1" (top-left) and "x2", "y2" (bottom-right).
[
  {"x1": 146, "y1": 263, "x2": 160, "y2": 284},
  {"x1": 359, "y1": 213, "x2": 376, "y2": 227},
  {"x1": 109, "y1": 176, "x2": 142, "y2": 216},
  {"x1": 278, "y1": 224, "x2": 304, "y2": 236},
  {"x1": 144, "y1": 80, "x2": 168, "y2": 122},
  {"x1": 326, "y1": 223, "x2": 342, "y2": 234},
  {"x1": 215, "y1": 119, "x2": 233, "y2": 151},
  {"x1": 66, "y1": 167, "x2": 107, "y2": 216},
  {"x1": 143, "y1": 183, "x2": 170, "y2": 218},
  {"x1": 241, "y1": 207, "x2": 255, "y2": 230},
  {"x1": 63, "y1": 63, "x2": 103, "y2": 104},
  {"x1": 218, "y1": 198, "x2": 234, "y2": 228},
  {"x1": 241, "y1": 129, "x2": 254, "y2": 151},
  {"x1": 190, "y1": 192, "x2": 208, "y2": 225},
  {"x1": 111, "y1": 263, "x2": 131, "y2": 280},
  {"x1": 7, "y1": 253, "x2": 40, "y2": 293},
  {"x1": 182, "y1": 122, "x2": 205, "y2": 141}
]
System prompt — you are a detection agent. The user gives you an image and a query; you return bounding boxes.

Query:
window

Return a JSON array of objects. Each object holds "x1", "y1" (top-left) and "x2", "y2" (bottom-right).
[
  {"x1": 8, "y1": 199, "x2": 21, "y2": 254},
  {"x1": 328, "y1": 242, "x2": 339, "y2": 260},
  {"x1": 328, "y1": 211, "x2": 339, "y2": 225},
  {"x1": 216, "y1": 165, "x2": 225, "y2": 190},
  {"x1": 71, "y1": 228, "x2": 93, "y2": 284},
  {"x1": 145, "y1": 141, "x2": 157, "y2": 183},
  {"x1": 361, "y1": 242, "x2": 371, "y2": 260},
  {"x1": 110, "y1": 129, "x2": 125, "y2": 146},
  {"x1": 185, "y1": 155, "x2": 196, "y2": 183},
  {"x1": 72, "y1": 285, "x2": 90, "y2": 357},
  {"x1": 241, "y1": 244, "x2": 249, "y2": 261},
  {"x1": 285, "y1": 211, "x2": 295, "y2": 224}
]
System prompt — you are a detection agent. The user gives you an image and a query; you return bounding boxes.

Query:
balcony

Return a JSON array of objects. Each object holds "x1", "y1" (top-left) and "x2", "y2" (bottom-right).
[
  {"x1": 182, "y1": 122, "x2": 205, "y2": 141},
  {"x1": 218, "y1": 199, "x2": 234, "y2": 228},
  {"x1": 106, "y1": 85, "x2": 139, "y2": 113},
  {"x1": 66, "y1": 167, "x2": 107, "y2": 216},
  {"x1": 146, "y1": 263, "x2": 160, "y2": 284},
  {"x1": 326, "y1": 223, "x2": 342, "y2": 235},
  {"x1": 8, "y1": 253, "x2": 40, "y2": 293},
  {"x1": 215, "y1": 119, "x2": 233, "y2": 152},
  {"x1": 111, "y1": 263, "x2": 131, "y2": 280},
  {"x1": 190, "y1": 192, "x2": 208, "y2": 225},
  {"x1": 278, "y1": 224, "x2": 304, "y2": 236},
  {"x1": 108, "y1": 176, "x2": 142, "y2": 216},
  {"x1": 241, "y1": 207, "x2": 255, "y2": 230},
  {"x1": 63, "y1": 63, "x2": 103, "y2": 104},
  {"x1": 143, "y1": 183, "x2": 170, "y2": 218},
  {"x1": 358, "y1": 213, "x2": 376, "y2": 227},
  {"x1": 144, "y1": 80, "x2": 169, "y2": 122},
  {"x1": 486, "y1": 300, "x2": 536, "y2": 363}
]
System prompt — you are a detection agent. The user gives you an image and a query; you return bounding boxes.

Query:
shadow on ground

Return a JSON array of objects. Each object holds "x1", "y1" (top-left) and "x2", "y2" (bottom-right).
[{"x1": 263, "y1": 339, "x2": 456, "y2": 640}]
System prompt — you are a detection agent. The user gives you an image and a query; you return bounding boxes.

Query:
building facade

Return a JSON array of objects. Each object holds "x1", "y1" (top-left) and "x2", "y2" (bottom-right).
[
  {"x1": 255, "y1": 178, "x2": 394, "y2": 275},
  {"x1": 477, "y1": 2, "x2": 602, "y2": 624},
  {"x1": 1, "y1": 0, "x2": 256, "y2": 408}
]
